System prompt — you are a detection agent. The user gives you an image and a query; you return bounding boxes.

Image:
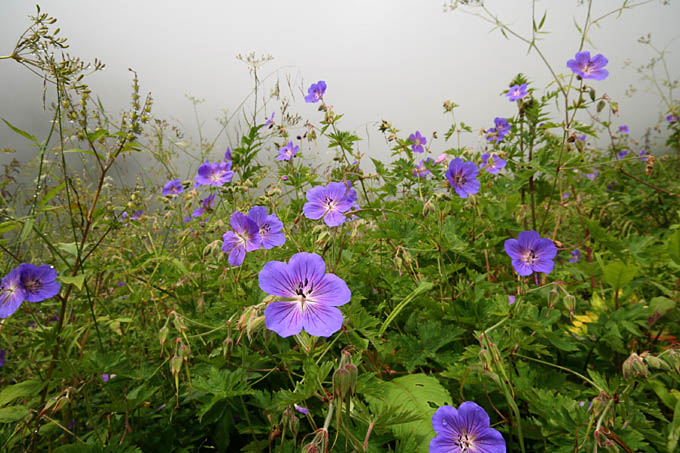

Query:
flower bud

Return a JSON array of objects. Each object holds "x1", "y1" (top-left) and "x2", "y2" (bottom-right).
[
  {"x1": 170, "y1": 354, "x2": 183, "y2": 377},
  {"x1": 623, "y1": 353, "x2": 648, "y2": 378},
  {"x1": 333, "y1": 368, "x2": 352, "y2": 399},
  {"x1": 641, "y1": 352, "x2": 670, "y2": 371},
  {"x1": 159, "y1": 325, "x2": 169, "y2": 350},
  {"x1": 563, "y1": 294, "x2": 576, "y2": 314},
  {"x1": 547, "y1": 289, "x2": 559, "y2": 308}
]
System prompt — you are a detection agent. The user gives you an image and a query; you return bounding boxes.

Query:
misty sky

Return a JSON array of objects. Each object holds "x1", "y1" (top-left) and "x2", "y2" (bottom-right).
[{"x1": 1, "y1": 0, "x2": 679, "y2": 176}]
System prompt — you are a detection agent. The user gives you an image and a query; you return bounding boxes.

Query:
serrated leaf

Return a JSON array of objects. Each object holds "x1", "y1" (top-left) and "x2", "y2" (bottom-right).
[
  {"x1": 603, "y1": 261, "x2": 637, "y2": 292},
  {"x1": 59, "y1": 274, "x2": 86, "y2": 290},
  {"x1": 366, "y1": 374, "x2": 451, "y2": 452}
]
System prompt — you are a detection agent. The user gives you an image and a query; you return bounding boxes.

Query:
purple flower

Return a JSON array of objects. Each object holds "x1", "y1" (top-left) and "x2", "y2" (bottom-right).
[
  {"x1": 101, "y1": 373, "x2": 110, "y2": 383},
  {"x1": 221, "y1": 212, "x2": 262, "y2": 266},
  {"x1": 130, "y1": 210, "x2": 143, "y2": 221},
  {"x1": 0, "y1": 349, "x2": 5, "y2": 367},
  {"x1": 480, "y1": 153, "x2": 506, "y2": 175},
  {"x1": 504, "y1": 231, "x2": 557, "y2": 276},
  {"x1": 303, "y1": 182, "x2": 355, "y2": 227},
  {"x1": 429, "y1": 402, "x2": 506, "y2": 453},
  {"x1": 409, "y1": 131, "x2": 427, "y2": 153},
  {"x1": 260, "y1": 252, "x2": 351, "y2": 337},
  {"x1": 508, "y1": 295, "x2": 516, "y2": 305},
  {"x1": 294, "y1": 404, "x2": 309, "y2": 415},
  {"x1": 586, "y1": 170, "x2": 598, "y2": 180},
  {"x1": 486, "y1": 118, "x2": 511, "y2": 143},
  {"x1": 618, "y1": 125, "x2": 629, "y2": 134},
  {"x1": 445, "y1": 158, "x2": 480, "y2": 199},
  {"x1": 639, "y1": 149, "x2": 649, "y2": 162},
  {"x1": 247, "y1": 206, "x2": 286, "y2": 250},
  {"x1": 305, "y1": 81, "x2": 327, "y2": 103},
  {"x1": 18, "y1": 264, "x2": 61, "y2": 302},
  {"x1": 0, "y1": 268, "x2": 26, "y2": 318},
  {"x1": 277, "y1": 142, "x2": 299, "y2": 161},
  {"x1": 413, "y1": 158, "x2": 433, "y2": 178},
  {"x1": 162, "y1": 179, "x2": 184, "y2": 196},
  {"x1": 617, "y1": 150, "x2": 629, "y2": 160},
  {"x1": 506, "y1": 83, "x2": 528, "y2": 102},
  {"x1": 225, "y1": 147, "x2": 232, "y2": 161},
  {"x1": 567, "y1": 51, "x2": 609, "y2": 80},
  {"x1": 576, "y1": 135, "x2": 586, "y2": 142},
  {"x1": 667, "y1": 113, "x2": 678, "y2": 123},
  {"x1": 195, "y1": 160, "x2": 234, "y2": 187},
  {"x1": 562, "y1": 192, "x2": 570, "y2": 200},
  {"x1": 265, "y1": 112, "x2": 275, "y2": 127},
  {"x1": 570, "y1": 250, "x2": 581, "y2": 263},
  {"x1": 192, "y1": 193, "x2": 217, "y2": 218}
]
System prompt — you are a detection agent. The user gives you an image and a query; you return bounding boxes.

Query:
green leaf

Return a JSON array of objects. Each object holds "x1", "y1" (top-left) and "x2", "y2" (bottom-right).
[
  {"x1": 0, "y1": 380, "x2": 43, "y2": 407},
  {"x1": 0, "y1": 405, "x2": 29, "y2": 423},
  {"x1": 669, "y1": 398, "x2": 680, "y2": 452},
  {"x1": 669, "y1": 230, "x2": 680, "y2": 265},
  {"x1": 1, "y1": 118, "x2": 37, "y2": 143},
  {"x1": 59, "y1": 274, "x2": 86, "y2": 290},
  {"x1": 602, "y1": 260, "x2": 637, "y2": 292},
  {"x1": 379, "y1": 280, "x2": 434, "y2": 336},
  {"x1": 63, "y1": 148, "x2": 97, "y2": 158},
  {"x1": 649, "y1": 296, "x2": 675, "y2": 325},
  {"x1": 38, "y1": 182, "x2": 66, "y2": 209},
  {"x1": 367, "y1": 374, "x2": 451, "y2": 452}
]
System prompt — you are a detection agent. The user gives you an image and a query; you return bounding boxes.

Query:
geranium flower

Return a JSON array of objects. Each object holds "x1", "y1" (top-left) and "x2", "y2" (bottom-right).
[
  {"x1": 221, "y1": 212, "x2": 261, "y2": 266},
  {"x1": 445, "y1": 158, "x2": 480, "y2": 198},
  {"x1": 0, "y1": 268, "x2": 26, "y2": 319},
  {"x1": 192, "y1": 193, "x2": 217, "y2": 218},
  {"x1": 277, "y1": 142, "x2": 299, "y2": 161},
  {"x1": 586, "y1": 170, "x2": 598, "y2": 180},
  {"x1": 294, "y1": 404, "x2": 309, "y2": 415},
  {"x1": 480, "y1": 153, "x2": 506, "y2": 175},
  {"x1": 195, "y1": 160, "x2": 234, "y2": 187},
  {"x1": 247, "y1": 206, "x2": 286, "y2": 249},
  {"x1": 570, "y1": 250, "x2": 581, "y2": 263},
  {"x1": 430, "y1": 402, "x2": 506, "y2": 453},
  {"x1": 639, "y1": 149, "x2": 649, "y2": 162},
  {"x1": 618, "y1": 125, "x2": 629, "y2": 134},
  {"x1": 224, "y1": 147, "x2": 232, "y2": 161},
  {"x1": 162, "y1": 179, "x2": 184, "y2": 196},
  {"x1": 506, "y1": 83, "x2": 528, "y2": 101},
  {"x1": 486, "y1": 118, "x2": 511, "y2": 143},
  {"x1": 667, "y1": 113, "x2": 678, "y2": 123},
  {"x1": 413, "y1": 158, "x2": 434, "y2": 178},
  {"x1": 305, "y1": 81, "x2": 327, "y2": 103},
  {"x1": 265, "y1": 112, "x2": 275, "y2": 127},
  {"x1": 617, "y1": 150, "x2": 629, "y2": 160},
  {"x1": 409, "y1": 131, "x2": 427, "y2": 153},
  {"x1": 567, "y1": 51, "x2": 609, "y2": 80},
  {"x1": 260, "y1": 252, "x2": 351, "y2": 337},
  {"x1": 504, "y1": 230, "x2": 557, "y2": 276},
  {"x1": 303, "y1": 182, "x2": 355, "y2": 227},
  {"x1": 18, "y1": 263, "x2": 61, "y2": 303}
]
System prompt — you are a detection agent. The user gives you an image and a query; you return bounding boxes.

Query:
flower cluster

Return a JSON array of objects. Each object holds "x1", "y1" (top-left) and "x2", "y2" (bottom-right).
[
  {"x1": 430, "y1": 401, "x2": 506, "y2": 453},
  {"x1": 485, "y1": 118, "x2": 511, "y2": 143},
  {"x1": 260, "y1": 252, "x2": 351, "y2": 337},
  {"x1": 1, "y1": 263, "x2": 61, "y2": 319},
  {"x1": 409, "y1": 131, "x2": 427, "y2": 153},
  {"x1": 445, "y1": 158, "x2": 480, "y2": 198},
  {"x1": 222, "y1": 207, "x2": 285, "y2": 266},
  {"x1": 567, "y1": 51, "x2": 609, "y2": 80},
  {"x1": 303, "y1": 182, "x2": 357, "y2": 227}
]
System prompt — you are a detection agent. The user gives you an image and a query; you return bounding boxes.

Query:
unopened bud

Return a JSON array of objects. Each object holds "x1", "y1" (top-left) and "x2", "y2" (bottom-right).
[
  {"x1": 170, "y1": 354, "x2": 183, "y2": 376},
  {"x1": 159, "y1": 325, "x2": 169, "y2": 349},
  {"x1": 422, "y1": 199, "x2": 435, "y2": 216},
  {"x1": 563, "y1": 294, "x2": 576, "y2": 314},
  {"x1": 641, "y1": 352, "x2": 670, "y2": 371},
  {"x1": 623, "y1": 353, "x2": 648, "y2": 378},
  {"x1": 333, "y1": 368, "x2": 351, "y2": 399},
  {"x1": 547, "y1": 289, "x2": 559, "y2": 308}
]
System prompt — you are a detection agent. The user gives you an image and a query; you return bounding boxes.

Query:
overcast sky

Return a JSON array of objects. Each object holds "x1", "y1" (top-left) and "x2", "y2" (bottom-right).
[{"x1": 1, "y1": 0, "x2": 679, "y2": 176}]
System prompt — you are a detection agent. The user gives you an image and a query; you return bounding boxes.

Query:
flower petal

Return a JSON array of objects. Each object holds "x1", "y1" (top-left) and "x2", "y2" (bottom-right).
[
  {"x1": 504, "y1": 238, "x2": 522, "y2": 260},
  {"x1": 289, "y1": 253, "x2": 326, "y2": 287},
  {"x1": 248, "y1": 206, "x2": 268, "y2": 226},
  {"x1": 432, "y1": 405, "x2": 458, "y2": 434},
  {"x1": 302, "y1": 303, "x2": 343, "y2": 337},
  {"x1": 259, "y1": 261, "x2": 297, "y2": 298},
  {"x1": 308, "y1": 273, "x2": 351, "y2": 306},
  {"x1": 265, "y1": 301, "x2": 303, "y2": 338},
  {"x1": 516, "y1": 230, "x2": 540, "y2": 250},
  {"x1": 228, "y1": 245, "x2": 246, "y2": 267}
]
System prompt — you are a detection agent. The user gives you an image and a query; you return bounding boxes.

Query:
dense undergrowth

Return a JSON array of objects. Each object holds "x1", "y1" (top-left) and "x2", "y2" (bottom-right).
[{"x1": 1, "y1": 2, "x2": 680, "y2": 452}]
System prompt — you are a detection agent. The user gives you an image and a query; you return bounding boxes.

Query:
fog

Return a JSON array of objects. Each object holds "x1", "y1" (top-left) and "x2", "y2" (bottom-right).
[{"x1": 1, "y1": 0, "x2": 679, "y2": 180}]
